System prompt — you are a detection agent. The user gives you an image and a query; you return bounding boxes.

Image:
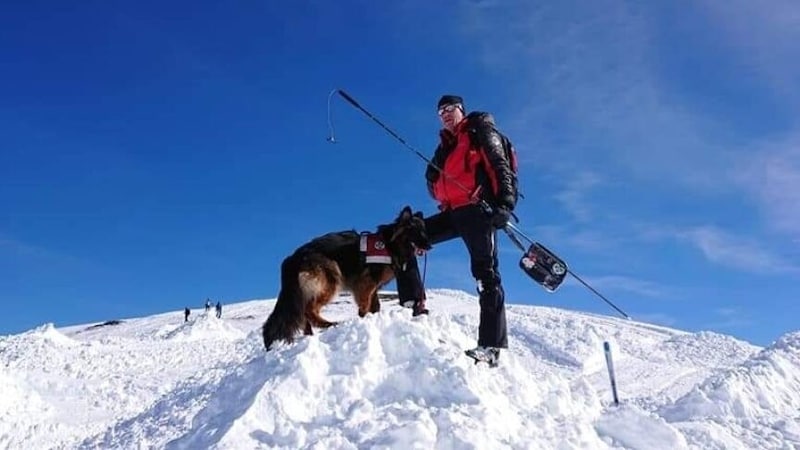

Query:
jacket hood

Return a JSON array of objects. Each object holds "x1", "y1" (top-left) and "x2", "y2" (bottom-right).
[{"x1": 466, "y1": 111, "x2": 495, "y2": 127}]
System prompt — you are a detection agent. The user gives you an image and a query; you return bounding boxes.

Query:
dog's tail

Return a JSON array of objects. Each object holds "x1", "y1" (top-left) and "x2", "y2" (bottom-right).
[{"x1": 262, "y1": 252, "x2": 341, "y2": 351}]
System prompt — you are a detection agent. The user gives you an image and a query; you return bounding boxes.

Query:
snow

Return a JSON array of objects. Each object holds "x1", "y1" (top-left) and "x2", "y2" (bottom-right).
[{"x1": 0, "y1": 288, "x2": 797, "y2": 449}]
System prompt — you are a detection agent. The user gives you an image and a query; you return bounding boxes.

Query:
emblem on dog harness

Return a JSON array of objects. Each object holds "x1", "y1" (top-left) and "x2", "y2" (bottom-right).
[{"x1": 360, "y1": 233, "x2": 392, "y2": 264}]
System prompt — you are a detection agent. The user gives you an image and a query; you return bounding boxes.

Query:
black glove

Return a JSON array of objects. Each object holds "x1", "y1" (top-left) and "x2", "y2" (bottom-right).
[{"x1": 490, "y1": 206, "x2": 511, "y2": 228}]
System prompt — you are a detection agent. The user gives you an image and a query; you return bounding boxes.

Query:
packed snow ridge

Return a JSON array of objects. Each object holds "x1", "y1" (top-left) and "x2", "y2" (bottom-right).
[{"x1": 0, "y1": 289, "x2": 797, "y2": 449}]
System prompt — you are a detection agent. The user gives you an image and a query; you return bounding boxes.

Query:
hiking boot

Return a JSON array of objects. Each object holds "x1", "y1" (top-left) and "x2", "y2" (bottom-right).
[
  {"x1": 464, "y1": 346, "x2": 500, "y2": 367},
  {"x1": 412, "y1": 301, "x2": 429, "y2": 317},
  {"x1": 402, "y1": 299, "x2": 429, "y2": 316}
]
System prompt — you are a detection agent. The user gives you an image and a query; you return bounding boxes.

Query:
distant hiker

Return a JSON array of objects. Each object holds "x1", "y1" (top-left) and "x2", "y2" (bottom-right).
[
  {"x1": 184, "y1": 307, "x2": 191, "y2": 322},
  {"x1": 205, "y1": 298, "x2": 212, "y2": 313},
  {"x1": 215, "y1": 301, "x2": 222, "y2": 319},
  {"x1": 395, "y1": 94, "x2": 517, "y2": 368}
]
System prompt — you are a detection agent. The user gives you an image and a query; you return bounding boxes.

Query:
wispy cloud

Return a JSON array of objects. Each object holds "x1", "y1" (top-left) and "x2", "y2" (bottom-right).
[
  {"x1": 0, "y1": 232, "x2": 98, "y2": 272},
  {"x1": 703, "y1": 307, "x2": 756, "y2": 330},
  {"x1": 676, "y1": 226, "x2": 799, "y2": 275},
  {"x1": 553, "y1": 171, "x2": 603, "y2": 222},
  {"x1": 577, "y1": 275, "x2": 667, "y2": 299},
  {"x1": 593, "y1": 220, "x2": 800, "y2": 277},
  {"x1": 699, "y1": 0, "x2": 800, "y2": 109},
  {"x1": 617, "y1": 221, "x2": 792, "y2": 273},
  {"x1": 460, "y1": 0, "x2": 734, "y2": 188},
  {"x1": 0, "y1": 234, "x2": 52, "y2": 260},
  {"x1": 459, "y1": 0, "x2": 800, "y2": 244},
  {"x1": 531, "y1": 225, "x2": 634, "y2": 256},
  {"x1": 733, "y1": 136, "x2": 800, "y2": 240},
  {"x1": 697, "y1": 2, "x2": 800, "y2": 240}
]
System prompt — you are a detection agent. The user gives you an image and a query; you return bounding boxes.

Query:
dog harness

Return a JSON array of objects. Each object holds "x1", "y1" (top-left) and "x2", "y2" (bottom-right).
[{"x1": 359, "y1": 233, "x2": 392, "y2": 264}]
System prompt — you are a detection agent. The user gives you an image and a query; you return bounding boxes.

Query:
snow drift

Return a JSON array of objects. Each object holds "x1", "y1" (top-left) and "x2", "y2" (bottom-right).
[{"x1": 0, "y1": 289, "x2": 796, "y2": 449}]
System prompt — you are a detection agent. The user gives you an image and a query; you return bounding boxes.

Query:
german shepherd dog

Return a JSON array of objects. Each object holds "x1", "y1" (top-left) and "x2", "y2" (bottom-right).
[{"x1": 262, "y1": 206, "x2": 431, "y2": 350}]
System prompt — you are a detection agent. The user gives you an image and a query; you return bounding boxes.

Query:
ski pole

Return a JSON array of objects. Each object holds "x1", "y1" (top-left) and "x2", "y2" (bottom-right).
[
  {"x1": 570, "y1": 271, "x2": 631, "y2": 319},
  {"x1": 330, "y1": 88, "x2": 631, "y2": 319},
  {"x1": 501, "y1": 226, "x2": 527, "y2": 252},
  {"x1": 328, "y1": 89, "x2": 436, "y2": 169}
]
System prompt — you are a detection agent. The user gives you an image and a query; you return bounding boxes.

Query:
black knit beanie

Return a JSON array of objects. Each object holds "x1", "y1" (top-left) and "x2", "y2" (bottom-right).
[{"x1": 437, "y1": 94, "x2": 464, "y2": 110}]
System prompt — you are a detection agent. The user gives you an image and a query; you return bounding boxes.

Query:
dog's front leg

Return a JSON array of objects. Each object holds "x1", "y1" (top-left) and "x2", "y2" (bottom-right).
[
  {"x1": 355, "y1": 293, "x2": 371, "y2": 318},
  {"x1": 369, "y1": 290, "x2": 381, "y2": 314},
  {"x1": 350, "y1": 280, "x2": 373, "y2": 318}
]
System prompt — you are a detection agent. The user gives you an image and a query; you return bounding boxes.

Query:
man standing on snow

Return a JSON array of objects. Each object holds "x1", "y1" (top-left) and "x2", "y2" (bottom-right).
[{"x1": 396, "y1": 94, "x2": 516, "y2": 367}]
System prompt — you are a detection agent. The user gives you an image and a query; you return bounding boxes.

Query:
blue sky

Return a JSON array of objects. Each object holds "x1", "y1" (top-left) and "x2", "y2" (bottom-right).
[{"x1": 2, "y1": 1, "x2": 797, "y2": 346}]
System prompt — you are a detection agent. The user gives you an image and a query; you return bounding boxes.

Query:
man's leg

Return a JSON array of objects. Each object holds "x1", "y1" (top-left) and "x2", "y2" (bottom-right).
[
  {"x1": 453, "y1": 205, "x2": 508, "y2": 349},
  {"x1": 396, "y1": 210, "x2": 457, "y2": 313},
  {"x1": 396, "y1": 257, "x2": 425, "y2": 308}
]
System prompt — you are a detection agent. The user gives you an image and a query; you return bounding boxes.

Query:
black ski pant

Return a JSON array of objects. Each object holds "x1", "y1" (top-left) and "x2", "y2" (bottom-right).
[{"x1": 396, "y1": 204, "x2": 508, "y2": 349}]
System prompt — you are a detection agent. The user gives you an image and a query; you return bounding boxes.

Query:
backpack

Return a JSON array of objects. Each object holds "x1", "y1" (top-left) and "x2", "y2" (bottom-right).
[{"x1": 466, "y1": 112, "x2": 520, "y2": 206}]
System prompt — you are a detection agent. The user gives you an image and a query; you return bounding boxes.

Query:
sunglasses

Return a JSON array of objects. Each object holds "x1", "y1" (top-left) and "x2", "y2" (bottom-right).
[{"x1": 437, "y1": 104, "x2": 462, "y2": 116}]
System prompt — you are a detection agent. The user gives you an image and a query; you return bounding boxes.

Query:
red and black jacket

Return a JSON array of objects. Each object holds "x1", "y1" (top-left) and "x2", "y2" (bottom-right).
[{"x1": 425, "y1": 112, "x2": 517, "y2": 211}]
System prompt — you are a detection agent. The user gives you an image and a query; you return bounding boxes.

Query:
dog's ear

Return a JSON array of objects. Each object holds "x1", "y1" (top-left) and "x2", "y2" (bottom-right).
[
  {"x1": 413, "y1": 211, "x2": 424, "y2": 220},
  {"x1": 398, "y1": 205, "x2": 413, "y2": 222}
]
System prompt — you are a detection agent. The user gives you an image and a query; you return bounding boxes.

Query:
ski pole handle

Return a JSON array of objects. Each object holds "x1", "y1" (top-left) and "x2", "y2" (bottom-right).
[{"x1": 337, "y1": 90, "x2": 360, "y2": 109}]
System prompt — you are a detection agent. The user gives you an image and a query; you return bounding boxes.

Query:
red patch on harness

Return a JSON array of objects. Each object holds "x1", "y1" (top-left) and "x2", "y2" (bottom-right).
[{"x1": 360, "y1": 233, "x2": 392, "y2": 264}]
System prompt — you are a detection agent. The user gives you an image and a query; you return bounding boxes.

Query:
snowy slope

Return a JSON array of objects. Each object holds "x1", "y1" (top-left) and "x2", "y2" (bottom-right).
[{"x1": 1, "y1": 289, "x2": 796, "y2": 450}]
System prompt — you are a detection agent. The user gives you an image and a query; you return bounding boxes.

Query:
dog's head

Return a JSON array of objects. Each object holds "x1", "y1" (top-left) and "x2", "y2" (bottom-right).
[{"x1": 383, "y1": 206, "x2": 432, "y2": 261}]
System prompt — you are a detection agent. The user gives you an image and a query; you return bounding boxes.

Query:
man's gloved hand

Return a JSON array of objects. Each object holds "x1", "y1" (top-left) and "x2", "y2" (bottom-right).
[{"x1": 490, "y1": 205, "x2": 512, "y2": 228}]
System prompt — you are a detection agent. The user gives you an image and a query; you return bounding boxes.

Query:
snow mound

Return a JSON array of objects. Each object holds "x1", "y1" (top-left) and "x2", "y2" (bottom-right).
[
  {"x1": 655, "y1": 331, "x2": 759, "y2": 368},
  {"x1": 161, "y1": 314, "x2": 246, "y2": 342},
  {"x1": 0, "y1": 370, "x2": 51, "y2": 416},
  {"x1": 663, "y1": 331, "x2": 800, "y2": 420},
  {"x1": 660, "y1": 331, "x2": 800, "y2": 448},
  {"x1": 24, "y1": 322, "x2": 78, "y2": 346},
  {"x1": 0, "y1": 361, "x2": 64, "y2": 449},
  {"x1": 157, "y1": 310, "x2": 609, "y2": 449},
  {"x1": 595, "y1": 405, "x2": 689, "y2": 449},
  {"x1": 2, "y1": 290, "x2": 797, "y2": 449},
  {"x1": 0, "y1": 323, "x2": 79, "y2": 369}
]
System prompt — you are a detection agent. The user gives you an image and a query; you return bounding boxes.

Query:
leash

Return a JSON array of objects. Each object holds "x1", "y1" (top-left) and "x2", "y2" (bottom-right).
[{"x1": 421, "y1": 252, "x2": 428, "y2": 286}]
